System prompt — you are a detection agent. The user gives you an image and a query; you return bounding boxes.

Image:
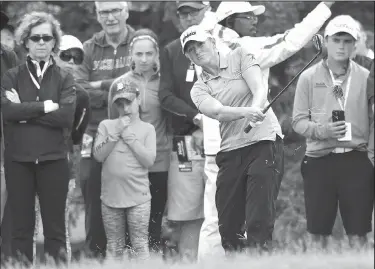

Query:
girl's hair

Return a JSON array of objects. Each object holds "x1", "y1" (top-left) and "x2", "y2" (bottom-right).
[
  {"x1": 129, "y1": 28, "x2": 159, "y2": 52},
  {"x1": 15, "y1": 11, "x2": 62, "y2": 54},
  {"x1": 129, "y1": 28, "x2": 160, "y2": 71}
]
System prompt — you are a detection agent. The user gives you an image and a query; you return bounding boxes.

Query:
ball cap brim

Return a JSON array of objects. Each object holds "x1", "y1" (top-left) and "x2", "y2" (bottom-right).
[
  {"x1": 180, "y1": 25, "x2": 211, "y2": 53},
  {"x1": 177, "y1": 1, "x2": 209, "y2": 11}
]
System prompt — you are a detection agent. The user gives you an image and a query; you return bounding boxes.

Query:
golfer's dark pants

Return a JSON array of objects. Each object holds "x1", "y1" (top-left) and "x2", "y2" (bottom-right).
[
  {"x1": 148, "y1": 171, "x2": 168, "y2": 251},
  {"x1": 215, "y1": 136, "x2": 284, "y2": 253},
  {"x1": 4, "y1": 158, "x2": 70, "y2": 265},
  {"x1": 80, "y1": 157, "x2": 106, "y2": 257},
  {"x1": 301, "y1": 150, "x2": 374, "y2": 236}
]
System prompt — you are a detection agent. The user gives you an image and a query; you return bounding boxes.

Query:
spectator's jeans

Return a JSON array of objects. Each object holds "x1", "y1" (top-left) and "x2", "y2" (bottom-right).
[
  {"x1": 215, "y1": 137, "x2": 284, "y2": 253},
  {"x1": 4, "y1": 158, "x2": 70, "y2": 265},
  {"x1": 148, "y1": 172, "x2": 168, "y2": 251},
  {"x1": 102, "y1": 201, "x2": 151, "y2": 260},
  {"x1": 80, "y1": 157, "x2": 106, "y2": 257}
]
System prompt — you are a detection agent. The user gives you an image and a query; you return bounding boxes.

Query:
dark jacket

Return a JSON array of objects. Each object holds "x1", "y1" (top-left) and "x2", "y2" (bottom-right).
[
  {"x1": 75, "y1": 26, "x2": 135, "y2": 136},
  {"x1": 158, "y1": 39, "x2": 199, "y2": 136},
  {"x1": 1, "y1": 57, "x2": 76, "y2": 162},
  {"x1": 0, "y1": 45, "x2": 18, "y2": 79},
  {"x1": 71, "y1": 83, "x2": 91, "y2": 145}
]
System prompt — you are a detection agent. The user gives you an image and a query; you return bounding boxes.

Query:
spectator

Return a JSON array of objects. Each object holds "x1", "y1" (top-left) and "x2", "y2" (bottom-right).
[
  {"x1": 158, "y1": 1, "x2": 211, "y2": 261},
  {"x1": 93, "y1": 79, "x2": 156, "y2": 260},
  {"x1": 0, "y1": 24, "x2": 15, "y2": 51},
  {"x1": 184, "y1": 26, "x2": 277, "y2": 254},
  {"x1": 54, "y1": 35, "x2": 91, "y2": 198},
  {"x1": 109, "y1": 29, "x2": 171, "y2": 252},
  {"x1": 292, "y1": 15, "x2": 373, "y2": 247},
  {"x1": 352, "y1": 20, "x2": 374, "y2": 70},
  {"x1": 75, "y1": 1, "x2": 135, "y2": 258},
  {"x1": 0, "y1": 9, "x2": 18, "y2": 263},
  {"x1": 197, "y1": 1, "x2": 334, "y2": 258},
  {"x1": 1, "y1": 11, "x2": 76, "y2": 265}
]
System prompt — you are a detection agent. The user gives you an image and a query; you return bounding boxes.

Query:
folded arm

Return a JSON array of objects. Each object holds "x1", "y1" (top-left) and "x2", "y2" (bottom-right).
[
  {"x1": 28, "y1": 73, "x2": 76, "y2": 129},
  {"x1": 1, "y1": 72, "x2": 45, "y2": 122}
]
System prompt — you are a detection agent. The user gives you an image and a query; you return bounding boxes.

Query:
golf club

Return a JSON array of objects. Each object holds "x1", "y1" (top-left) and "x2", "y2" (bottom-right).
[{"x1": 244, "y1": 34, "x2": 324, "y2": 133}]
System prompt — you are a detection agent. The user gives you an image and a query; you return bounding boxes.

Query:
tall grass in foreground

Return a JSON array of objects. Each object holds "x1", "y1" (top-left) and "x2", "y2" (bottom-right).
[
  {"x1": 3, "y1": 239, "x2": 374, "y2": 269},
  {"x1": 3, "y1": 250, "x2": 373, "y2": 269}
]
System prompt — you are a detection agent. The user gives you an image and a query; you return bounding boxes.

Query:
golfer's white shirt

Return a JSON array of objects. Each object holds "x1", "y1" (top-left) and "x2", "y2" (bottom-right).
[{"x1": 201, "y1": 2, "x2": 332, "y2": 156}]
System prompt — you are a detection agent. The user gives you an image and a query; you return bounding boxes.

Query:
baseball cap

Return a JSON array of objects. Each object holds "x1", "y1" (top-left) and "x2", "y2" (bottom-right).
[
  {"x1": 112, "y1": 80, "x2": 140, "y2": 103},
  {"x1": 59, "y1": 35, "x2": 84, "y2": 53},
  {"x1": 324, "y1": 15, "x2": 359, "y2": 40},
  {"x1": 180, "y1": 25, "x2": 211, "y2": 53},
  {"x1": 177, "y1": 1, "x2": 210, "y2": 11},
  {"x1": 215, "y1": 2, "x2": 265, "y2": 22},
  {"x1": 1, "y1": 11, "x2": 9, "y2": 30}
]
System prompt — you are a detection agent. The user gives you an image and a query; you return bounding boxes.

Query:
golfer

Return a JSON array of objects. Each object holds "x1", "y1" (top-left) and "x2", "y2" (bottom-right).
[{"x1": 184, "y1": 25, "x2": 283, "y2": 253}]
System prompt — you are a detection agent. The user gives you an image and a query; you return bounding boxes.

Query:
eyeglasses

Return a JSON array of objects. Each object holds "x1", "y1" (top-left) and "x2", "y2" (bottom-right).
[
  {"x1": 98, "y1": 8, "x2": 124, "y2": 18},
  {"x1": 28, "y1": 35, "x2": 54, "y2": 43},
  {"x1": 59, "y1": 50, "x2": 84, "y2": 65},
  {"x1": 177, "y1": 8, "x2": 204, "y2": 19}
]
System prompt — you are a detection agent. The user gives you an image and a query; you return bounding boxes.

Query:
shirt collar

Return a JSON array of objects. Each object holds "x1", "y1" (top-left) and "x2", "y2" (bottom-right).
[{"x1": 201, "y1": 51, "x2": 228, "y2": 83}]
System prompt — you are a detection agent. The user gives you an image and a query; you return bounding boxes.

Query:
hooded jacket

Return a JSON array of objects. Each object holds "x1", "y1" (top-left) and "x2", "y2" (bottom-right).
[{"x1": 76, "y1": 26, "x2": 135, "y2": 136}]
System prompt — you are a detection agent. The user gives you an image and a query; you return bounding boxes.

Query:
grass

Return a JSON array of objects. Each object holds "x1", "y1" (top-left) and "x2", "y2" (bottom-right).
[{"x1": 2, "y1": 249, "x2": 374, "y2": 269}]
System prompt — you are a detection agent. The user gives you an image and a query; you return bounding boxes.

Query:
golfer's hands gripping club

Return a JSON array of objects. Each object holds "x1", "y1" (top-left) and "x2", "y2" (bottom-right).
[{"x1": 243, "y1": 107, "x2": 265, "y2": 125}]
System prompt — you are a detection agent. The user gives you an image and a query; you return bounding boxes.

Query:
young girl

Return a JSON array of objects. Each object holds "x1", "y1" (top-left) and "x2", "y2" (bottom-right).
[
  {"x1": 93, "y1": 79, "x2": 156, "y2": 260},
  {"x1": 109, "y1": 29, "x2": 171, "y2": 252}
]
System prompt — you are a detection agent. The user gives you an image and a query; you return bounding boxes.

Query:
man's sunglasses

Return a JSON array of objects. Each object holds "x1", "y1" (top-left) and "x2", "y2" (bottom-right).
[
  {"x1": 28, "y1": 35, "x2": 54, "y2": 43},
  {"x1": 59, "y1": 49, "x2": 84, "y2": 65}
]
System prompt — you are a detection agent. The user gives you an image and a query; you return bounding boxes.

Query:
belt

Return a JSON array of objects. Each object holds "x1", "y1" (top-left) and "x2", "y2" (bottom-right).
[{"x1": 332, "y1": 147, "x2": 353, "y2": 154}]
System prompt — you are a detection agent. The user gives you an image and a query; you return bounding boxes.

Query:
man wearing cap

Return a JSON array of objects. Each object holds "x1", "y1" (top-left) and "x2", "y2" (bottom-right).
[
  {"x1": 75, "y1": 1, "x2": 135, "y2": 257},
  {"x1": 158, "y1": 1, "x2": 211, "y2": 261},
  {"x1": 293, "y1": 15, "x2": 373, "y2": 246},
  {"x1": 194, "y1": 1, "x2": 335, "y2": 258},
  {"x1": 0, "y1": 9, "x2": 18, "y2": 262}
]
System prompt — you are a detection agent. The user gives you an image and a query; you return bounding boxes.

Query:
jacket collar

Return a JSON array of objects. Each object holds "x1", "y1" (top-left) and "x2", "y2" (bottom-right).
[
  {"x1": 93, "y1": 25, "x2": 135, "y2": 47},
  {"x1": 201, "y1": 51, "x2": 228, "y2": 83}
]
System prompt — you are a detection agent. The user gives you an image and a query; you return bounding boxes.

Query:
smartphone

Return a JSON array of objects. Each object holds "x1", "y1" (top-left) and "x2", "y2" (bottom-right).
[{"x1": 332, "y1": 110, "x2": 345, "y2": 122}]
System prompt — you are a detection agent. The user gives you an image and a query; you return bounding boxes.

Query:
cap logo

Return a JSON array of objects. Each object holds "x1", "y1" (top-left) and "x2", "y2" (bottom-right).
[
  {"x1": 333, "y1": 23, "x2": 355, "y2": 31},
  {"x1": 182, "y1": 31, "x2": 197, "y2": 44}
]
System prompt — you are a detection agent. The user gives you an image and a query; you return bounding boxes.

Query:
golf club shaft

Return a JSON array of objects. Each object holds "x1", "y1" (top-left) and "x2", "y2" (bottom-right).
[{"x1": 244, "y1": 50, "x2": 322, "y2": 134}]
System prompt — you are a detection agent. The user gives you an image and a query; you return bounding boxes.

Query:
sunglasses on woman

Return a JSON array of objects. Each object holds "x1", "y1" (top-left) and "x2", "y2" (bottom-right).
[
  {"x1": 28, "y1": 35, "x2": 54, "y2": 43},
  {"x1": 59, "y1": 49, "x2": 84, "y2": 65}
]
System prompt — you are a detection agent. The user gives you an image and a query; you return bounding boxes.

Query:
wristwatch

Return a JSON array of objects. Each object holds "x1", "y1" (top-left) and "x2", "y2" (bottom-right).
[{"x1": 193, "y1": 113, "x2": 203, "y2": 126}]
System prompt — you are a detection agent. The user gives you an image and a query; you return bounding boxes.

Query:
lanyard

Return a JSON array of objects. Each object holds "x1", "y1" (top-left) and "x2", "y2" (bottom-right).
[
  {"x1": 328, "y1": 65, "x2": 351, "y2": 111},
  {"x1": 27, "y1": 58, "x2": 50, "y2": 90}
]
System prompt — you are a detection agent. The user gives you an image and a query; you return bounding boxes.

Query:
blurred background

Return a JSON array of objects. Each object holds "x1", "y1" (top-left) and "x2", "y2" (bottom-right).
[{"x1": 1, "y1": 1, "x2": 374, "y2": 246}]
